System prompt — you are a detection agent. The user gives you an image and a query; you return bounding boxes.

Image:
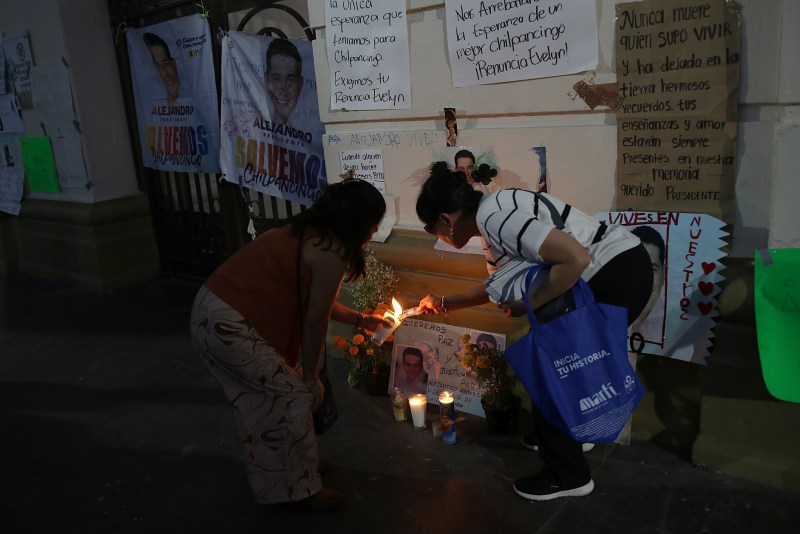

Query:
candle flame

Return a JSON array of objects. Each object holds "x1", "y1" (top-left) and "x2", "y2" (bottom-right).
[{"x1": 391, "y1": 297, "x2": 403, "y2": 317}]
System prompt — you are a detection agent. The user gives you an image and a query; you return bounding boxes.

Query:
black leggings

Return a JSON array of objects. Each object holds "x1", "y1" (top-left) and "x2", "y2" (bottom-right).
[
  {"x1": 531, "y1": 243, "x2": 653, "y2": 486},
  {"x1": 587, "y1": 243, "x2": 653, "y2": 326}
]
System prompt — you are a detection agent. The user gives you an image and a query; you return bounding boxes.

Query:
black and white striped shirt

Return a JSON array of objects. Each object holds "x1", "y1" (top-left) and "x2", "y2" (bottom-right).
[{"x1": 476, "y1": 189, "x2": 640, "y2": 281}]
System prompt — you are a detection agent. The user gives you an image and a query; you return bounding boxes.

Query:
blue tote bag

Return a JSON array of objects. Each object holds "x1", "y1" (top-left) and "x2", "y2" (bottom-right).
[{"x1": 505, "y1": 266, "x2": 644, "y2": 443}]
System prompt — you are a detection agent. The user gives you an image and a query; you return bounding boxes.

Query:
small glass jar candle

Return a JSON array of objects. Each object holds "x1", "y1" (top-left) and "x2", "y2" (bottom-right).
[{"x1": 439, "y1": 390, "x2": 456, "y2": 444}]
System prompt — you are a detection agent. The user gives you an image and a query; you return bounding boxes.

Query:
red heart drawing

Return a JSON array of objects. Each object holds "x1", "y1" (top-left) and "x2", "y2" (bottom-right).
[
  {"x1": 698, "y1": 302, "x2": 713, "y2": 315},
  {"x1": 702, "y1": 262, "x2": 716, "y2": 275},
  {"x1": 698, "y1": 281, "x2": 714, "y2": 296}
]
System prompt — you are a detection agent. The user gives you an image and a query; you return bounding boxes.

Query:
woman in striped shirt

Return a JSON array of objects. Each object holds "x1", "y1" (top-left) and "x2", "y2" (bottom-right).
[{"x1": 415, "y1": 164, "x2": 653, "y2": 502}]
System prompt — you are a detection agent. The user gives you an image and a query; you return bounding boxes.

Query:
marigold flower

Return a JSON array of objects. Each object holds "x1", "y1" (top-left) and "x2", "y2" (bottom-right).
[
  {"x1": 352, "y1": 334, "x2": 365, "y2": 345},
  {"x1": 386, "y1": 334, "x2": 394, "y2": 343},
  {"x1": 349, "y1": 346, "x2": 360, "y2": 356},
  {"x1": 335, "y1": 338, "x2": 348, "y2": 350},
  {"x1": 461, "y1": 355, "x2": 475, "y2": 369},
  {"x1": 475, "y1": 355, "x2": 490, "y2": 369},
  {"x1": 366, "y1": 349, "x2": 374, "y2": 356}
]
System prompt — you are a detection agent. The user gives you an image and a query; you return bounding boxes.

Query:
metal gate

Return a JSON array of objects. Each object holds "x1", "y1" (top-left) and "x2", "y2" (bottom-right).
[{"x1": 109, "y1": 0, "x2": 314, "y2": 280}]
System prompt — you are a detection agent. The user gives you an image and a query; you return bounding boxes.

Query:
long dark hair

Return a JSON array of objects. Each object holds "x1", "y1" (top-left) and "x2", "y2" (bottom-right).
[
  {"x1": 289, "y1": 180, "x2": 385, "y2": 280},
  {"x1": 416, "y1": 162, "x2": 483, "y2": 229}
]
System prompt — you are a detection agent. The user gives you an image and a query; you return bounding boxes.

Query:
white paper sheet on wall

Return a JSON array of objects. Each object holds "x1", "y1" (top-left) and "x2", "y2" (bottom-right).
[
  {"x1": 325, "y1": 0, "x2": 411, "y2": 110},
  {"x1": 31, "y1": 61, "x2": 89, "y2": 189},
  {"x1": 444, "y1": 0, "x2": 598, "y2": 87}
]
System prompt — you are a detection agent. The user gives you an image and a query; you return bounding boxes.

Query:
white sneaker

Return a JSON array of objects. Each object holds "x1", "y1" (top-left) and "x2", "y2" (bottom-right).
[{"x1": 513, "y1": 474, "x2": 595, "y2": 501}]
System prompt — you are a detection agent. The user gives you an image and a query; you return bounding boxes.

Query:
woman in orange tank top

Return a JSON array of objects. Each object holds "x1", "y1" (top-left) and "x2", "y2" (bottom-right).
[{"x1": 191, "y1": 179, "x2": 390, "y2": 511}]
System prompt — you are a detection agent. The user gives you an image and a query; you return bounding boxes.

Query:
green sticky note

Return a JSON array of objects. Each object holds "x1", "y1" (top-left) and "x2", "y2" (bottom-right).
[
  {"x1": 19, "y1": 136, "x2": 61, "y2": 193},
  {"x1": 754, "y1": 248, "x2": 800, "y2": 403}
]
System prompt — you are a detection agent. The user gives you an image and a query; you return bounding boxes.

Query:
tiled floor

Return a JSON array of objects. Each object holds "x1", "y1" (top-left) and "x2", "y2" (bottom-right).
[{"x1": 2, "y1": 272, "x2": 798, "y2": 532}]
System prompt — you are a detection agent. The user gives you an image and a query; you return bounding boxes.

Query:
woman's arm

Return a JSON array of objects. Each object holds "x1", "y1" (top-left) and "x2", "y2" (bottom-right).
[
  {"x1": 330, "y1": 300, "x2": 391, "y2": 333},
  {"x1": 528, "y1": 228, "x2": 590, "y2": 309},
  {"x1": 418, "y1": 282, "x2": 490, "y2": 315},
  {"x1": 301, "y1": 240, "x2": 347, "y2": 385},
  {"x1": 498, "y1": 229, "x2": 590, "y2": 317}
]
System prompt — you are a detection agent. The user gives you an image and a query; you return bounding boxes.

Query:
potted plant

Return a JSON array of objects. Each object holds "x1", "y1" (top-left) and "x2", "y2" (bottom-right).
[
  {"x1": 332, "y1": 250, "x2": 399, "y2": 394},
  {"x1": 332, "y1": 328, "x2": 394, "y2": 394},
  {"x1": 459, "y1": 333, "x2": 521, "y2": 434}
]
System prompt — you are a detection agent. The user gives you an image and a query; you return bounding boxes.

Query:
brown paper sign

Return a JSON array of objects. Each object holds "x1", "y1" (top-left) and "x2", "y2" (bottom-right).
[{"x1": 614, "y1": 0, "x2": 741, "y2": 222}]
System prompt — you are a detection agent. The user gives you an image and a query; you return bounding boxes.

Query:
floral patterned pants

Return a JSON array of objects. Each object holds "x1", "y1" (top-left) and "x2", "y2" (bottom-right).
[{"x1": 190, "y1": 286, "x2": 321, "y2": 504}]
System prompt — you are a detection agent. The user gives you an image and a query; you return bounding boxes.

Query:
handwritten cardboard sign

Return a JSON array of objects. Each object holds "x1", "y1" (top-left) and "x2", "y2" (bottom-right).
[{"x1": 614, "y1": 0, "x2": 741, "y2": 221}]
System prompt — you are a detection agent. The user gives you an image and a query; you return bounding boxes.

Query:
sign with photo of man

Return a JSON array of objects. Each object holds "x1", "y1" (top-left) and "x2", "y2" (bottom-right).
[
  {"x1": 594, "y1": 211, "x2": 728, "y2": 364},
  {"x1": 220, "y1": 32, "x2": 327, "y2": 206},
  {"x1": 392, "y1": 319, "x2": 506, "y2": 418},
  {"x1": 127, "y1": 15, "x2": 221, "y2": 173}
]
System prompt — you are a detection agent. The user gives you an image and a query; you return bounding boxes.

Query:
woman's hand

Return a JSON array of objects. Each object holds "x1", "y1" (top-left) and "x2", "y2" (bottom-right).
[
  {"x1": 309, "y1": 378, "x2": 325, "y2": 411},
  {"x1": 498, "y1": 300, "x2": 526, "y2": 318},
  {"x1": 418, "y1": 294, "x2": 442, "y2": 315},
  {"x1": 361, "y1": 313, "x2": 392, "y2": 333}
]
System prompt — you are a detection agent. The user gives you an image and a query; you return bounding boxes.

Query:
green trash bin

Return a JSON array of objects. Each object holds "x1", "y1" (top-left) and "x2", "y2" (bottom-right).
[{"x1": 754, "y1": 248, "x2": 800, "y2": 403}]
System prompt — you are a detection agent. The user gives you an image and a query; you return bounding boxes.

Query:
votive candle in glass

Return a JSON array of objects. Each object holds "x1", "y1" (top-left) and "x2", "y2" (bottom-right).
[{"x1": 439, "y1": 390, "x2": 456, "y2": 444}]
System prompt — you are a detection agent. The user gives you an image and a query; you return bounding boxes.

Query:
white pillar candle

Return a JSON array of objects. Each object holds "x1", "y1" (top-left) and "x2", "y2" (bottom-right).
[{"x1": 408, "y1": 394, "x2": 427, "y2": 429}]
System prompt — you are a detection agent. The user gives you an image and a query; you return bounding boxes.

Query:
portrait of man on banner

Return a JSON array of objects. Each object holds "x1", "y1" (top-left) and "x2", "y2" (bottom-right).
[
  {"x1": 126, "y1": 15, "x2": 221, "y2": 173},
  {"x1": 220, "y1": 32, "x2": 327, "y2": 206}
]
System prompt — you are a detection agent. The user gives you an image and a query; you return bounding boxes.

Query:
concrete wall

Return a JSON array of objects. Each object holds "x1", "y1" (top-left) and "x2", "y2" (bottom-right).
[{"x1": 314, "y1": 1, "x2": 800, "y2": 491}]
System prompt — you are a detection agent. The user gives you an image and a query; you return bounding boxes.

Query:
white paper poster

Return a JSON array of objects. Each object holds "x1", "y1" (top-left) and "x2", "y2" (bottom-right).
[
  {"x1": 0, "y1": 92, "x2": 24, "y2": 134},
  {"x1": 325, "y1": 0, "x2": 411, "y2": 110},
  {"x1": 3, "y1": 32, "x2": 34, "y2": 108},
  {"x1": 444, "y1": 0, "x2": 598, "y2": 87},
  {"x1": 393, "y1": 319, "x2": 506, "y2": 417},
  {"x1": 127, "y1": 15, "x2": 221, "y2": 173},
  {"x1": 339, "y1": 149, "x2": 385, "y2": 193},
  {"x1": 32, "y1": 61, "x2": 89, "y2": 189},
  {"x1": 0, "y1": 135, "x2": 24, "y2": 215},
  {"x1": 595, "y1": 211, "x2": 728, "y2": 364},
  {"x1": 220, "y1": 32, "x2": 327, "y2": 206},
  {"x1": 0, "y1": 32, "x2": 7, "y2": 95}
]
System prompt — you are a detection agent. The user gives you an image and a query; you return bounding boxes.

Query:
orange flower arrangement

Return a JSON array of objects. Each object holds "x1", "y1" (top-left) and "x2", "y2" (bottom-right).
[{"x1": 333, "y1": 306, "x2": 395, "y2": 388}]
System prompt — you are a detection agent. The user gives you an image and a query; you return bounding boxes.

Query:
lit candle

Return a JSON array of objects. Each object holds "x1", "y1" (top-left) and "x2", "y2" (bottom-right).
[
  {"x1": 439, "y1": 390, "x2": 456, "y2": 444},
  {"x1": 408, "y1": 394, "x2": 427, "y2": 429}
]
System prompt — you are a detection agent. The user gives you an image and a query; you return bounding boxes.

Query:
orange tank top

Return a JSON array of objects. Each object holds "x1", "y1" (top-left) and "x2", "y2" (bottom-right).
[{"x1": 204, "y1": 224, "x2": 314, "y2": 367}]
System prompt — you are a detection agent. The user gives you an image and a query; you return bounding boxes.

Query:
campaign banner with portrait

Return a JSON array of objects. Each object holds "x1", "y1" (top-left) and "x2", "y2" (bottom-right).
[
  {"x1": 595, "y1": 211, "x2": 727, "y2": 365},
  {"x1": 392, "y1": 319, "x2": 506, "y2": 417},
  {"x1": 127, "y1": 15, "x2": 220, "y2": 173},
  {"x1": 220, "y1": 32, "x2": 327, "y2": 206}
]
